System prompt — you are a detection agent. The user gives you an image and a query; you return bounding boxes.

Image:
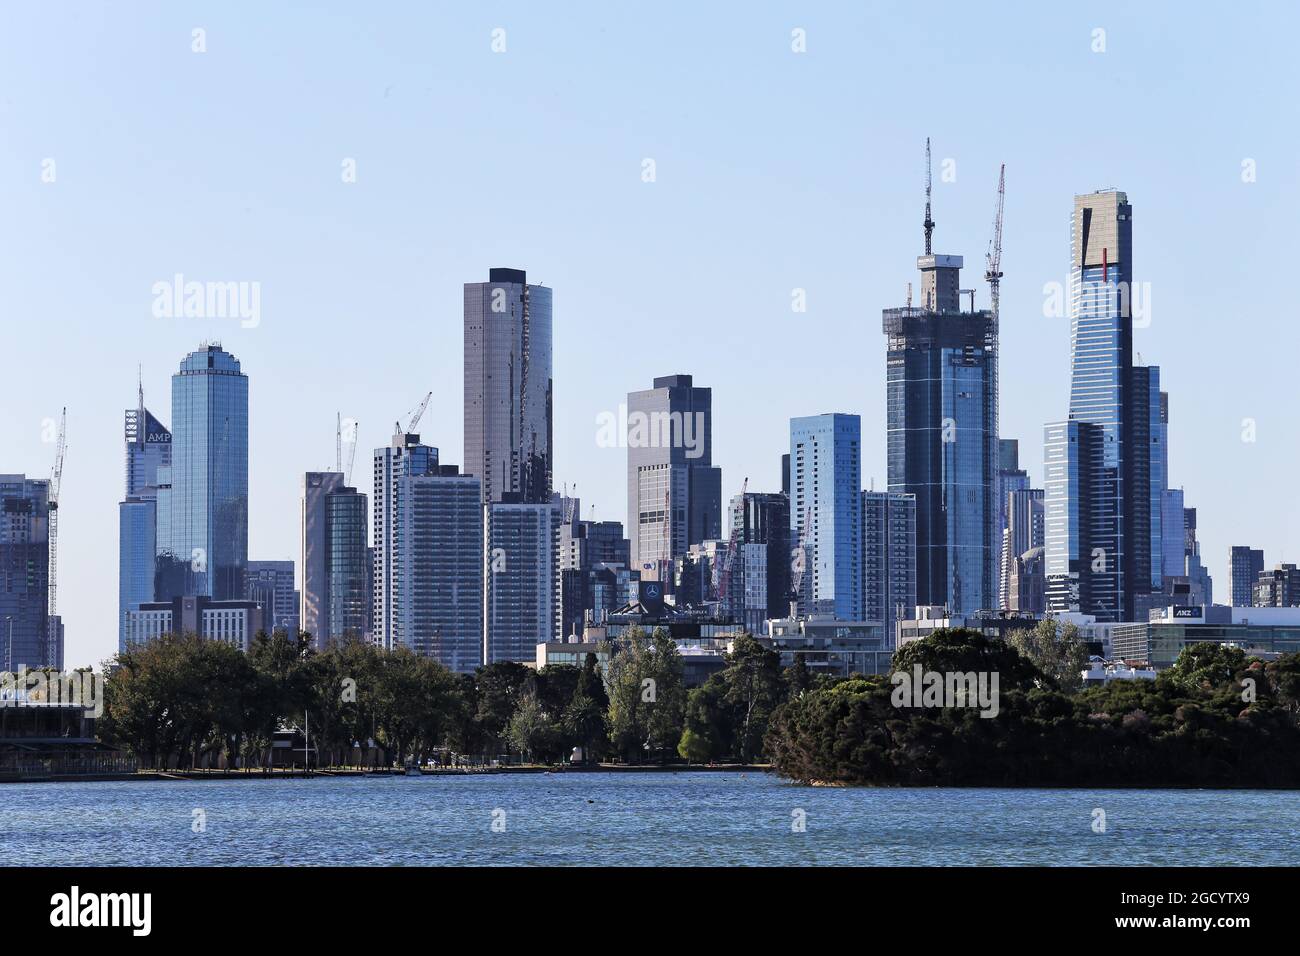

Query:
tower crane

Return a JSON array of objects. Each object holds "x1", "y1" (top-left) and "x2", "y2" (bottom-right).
[
  {"x1": 788, "y1": 506, "x2": 813, "y2": 619},
  {"x1": 923, "y1": 137, "x2": 935, "y2": 255},
  {"x1": 985, "y1": 164, "x2": 1006, "y2": 318},
  {"x1": 394, "y1": 391, "x2": 433, "y2": 438},
  {"x1": 47, "y1": 407, "x2": 66, "y2": 634}
]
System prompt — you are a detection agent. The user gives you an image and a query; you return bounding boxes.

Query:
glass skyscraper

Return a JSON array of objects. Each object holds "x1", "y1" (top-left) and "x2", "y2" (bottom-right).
[
  {"x1": 463, "y1": 268, "x2": 553, "y2": 505},
  {"x1": 790, "y1": 413, "x2": 862, "y2": 621},
  {"x1": 155, "y1": 344, "x2": 249, "y2": 602},
  {"x1": 883, "y1": 250, "x2": 998, "y2": 616},
  {"x1": 0, "y1": 474, "x2": 51, "y2": 669},
  {"x1": 118, "y1": 386, "x2": 172, "y2": 651},
  {"x1": 1045, "y1": 191, "x2": 1160, "y2": 622},
  {"x1": 371, "y1": 431, "x2": 438, "y2": 650}
]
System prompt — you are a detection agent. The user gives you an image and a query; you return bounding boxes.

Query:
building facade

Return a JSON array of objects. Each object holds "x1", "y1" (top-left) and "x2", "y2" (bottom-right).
[
  {"x1": 626, "y1": 374, "x2": 722, "y2": 583},
  {"x1": 244, "y1": 560, "x2": 298, "y2": 637},
  {"x1": 484, "y1": 497, "x2": 558, "y2": 665},
  {"x1": 371, "y1": 432, "x2": 438, "y2": 650},
  {"x1": 0, "y1": 475, "x2": 51, "y2": 669},
  {"x1": 1044, "y1": 191, "x2": 1162, "y2": 622},
  {"x1": 1229, "y1": 546, "x2": 1265, "y2": 607},
  {"x1": 790, "y1": 413, "x2": 862, "y2": 620},
  {"x1": 861, "y1": 491, "x2": 916, "y2": 647},
  {"x1": 883, "y1": 245, "x2": 998, "y2": 616},
  {"x1": 301, "y1": 472, "x2": 369, "y2": 647},
  {"x1": 464, "y1": 268, "x2": 553, "y2": 505},
  {"x1": 154, "y1": 344, "x2": 249, "y2": 603}
]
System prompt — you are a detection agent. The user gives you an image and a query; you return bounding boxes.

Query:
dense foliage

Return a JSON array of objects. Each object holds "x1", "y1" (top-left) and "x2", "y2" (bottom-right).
[
  {"x1": 99, "y1": 627, "x2": 718, "y2": 769},
  {"x1": 766, "y1": 628, "x2": 1300, "y2": 787}
]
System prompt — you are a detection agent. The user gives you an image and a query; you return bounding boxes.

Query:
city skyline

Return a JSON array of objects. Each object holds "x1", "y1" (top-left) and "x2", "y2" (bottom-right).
[{"x1": 4, "y1": 4, "x2": 1299, "y2": 668}]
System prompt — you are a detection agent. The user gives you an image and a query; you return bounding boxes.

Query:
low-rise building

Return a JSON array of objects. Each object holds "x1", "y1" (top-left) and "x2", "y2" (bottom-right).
[
  {"x1": 122, "y1": 596, "x2": 264, "y2": 652},
  {"x1": 1111, "y1": 605, "x2": 1300, "y2": 670}
]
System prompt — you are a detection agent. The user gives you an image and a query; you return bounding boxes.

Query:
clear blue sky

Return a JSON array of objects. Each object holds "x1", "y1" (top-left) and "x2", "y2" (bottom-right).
[{"x1": 3, "y1": 1, "x2": 1297, "y2": 668}]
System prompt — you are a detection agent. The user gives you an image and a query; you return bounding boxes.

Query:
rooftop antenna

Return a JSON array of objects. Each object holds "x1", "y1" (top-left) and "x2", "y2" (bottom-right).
[{"x1": 923, "y1": 137, "x2": 935, "y2": 255}]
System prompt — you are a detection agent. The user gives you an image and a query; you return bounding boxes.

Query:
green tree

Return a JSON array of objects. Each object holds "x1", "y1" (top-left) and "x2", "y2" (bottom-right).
[
  {"x1": 721, "y1": 634, "x2": 784, "y2": 762},
  {"x1": 1007, "y1": 620, "x2": 1089, "y2": 693}
]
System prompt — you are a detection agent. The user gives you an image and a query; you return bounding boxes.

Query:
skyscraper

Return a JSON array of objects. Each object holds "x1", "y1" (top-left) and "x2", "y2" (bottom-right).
[
  {"x1": 371, "y1": 431, "x2": 438, "y2": 650},
  {"x1": 790, "y1": 414, "x2": 862, "y2": 620},
  {"x1": 464, "y1": 268, "x2": 553, "y2": 505},
  {"x1": 396, "y1": 465, "x2": 483, "y2": 671},
  {"x1": 1229, "y1": 546, "x2": 1265, "y2": 607},
  {"x1": 729, "y1": 490, "x2": 791, "y2": 631},
  {"x1": 626, "y1": 374, "x2": 722, "y2": 583},
  {"x1": 301, "y1": 473, "x2": 370, "y2": 648},
  {"x1": 484, "y1": 496, "x2": 557, "y2": 664},
  {"x1": 1045, "y1": 191, "x2": 1158, "y2": 622},
  {"x1": 118, "y1": 382, "x2": 172, "y2": 651},
  {"x1": 1, "y1": 475, "x2": 50, "y2": 669},
  {"x1": 883, "y1": 237, "x2": 998, "y2": 615},
  {"x1": 1000, "y1": 487, "x2": 1045, "y2": 610},
  {"x1": 154, "y1": 344, "x2": 249, "y2": 602},
  {"x1": 861, "y1": 490, "x2": 916, "y2": 645}
]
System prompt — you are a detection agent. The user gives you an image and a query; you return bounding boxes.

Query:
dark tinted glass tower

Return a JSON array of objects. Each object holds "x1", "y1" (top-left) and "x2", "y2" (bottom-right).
[
  {"x1": 464, "y1": 268, "x2": 553, "y2": 504},
  {"x1": 883, "y1": 253, "x2": 998, "y2": 615}
]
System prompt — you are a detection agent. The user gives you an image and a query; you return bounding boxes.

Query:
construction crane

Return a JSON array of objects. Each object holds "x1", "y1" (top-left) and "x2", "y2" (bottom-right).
[
  {"x1": 717, "y1": 477, "x2": 748, "y2": 609},
  {"x1": 788, "y1": 506, "x2": 813, "y2": 619},
  {"x1": 47, "y1": 407, "x2": 66, "y2": 625},
  {"x1": 985, "y1": 164, "x2": 1006, "y2": 318},
  {"x1": 923, "y1": 137, "x2": 935, "y2": 255},
  {"x1": 394, "y1": 390, "x2": 433, "y2": 437}
]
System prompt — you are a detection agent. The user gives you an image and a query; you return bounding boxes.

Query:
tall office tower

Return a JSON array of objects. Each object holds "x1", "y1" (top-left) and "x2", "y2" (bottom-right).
[
  {"x1": 464, "y1": 268, "x2": 553, "y2": 505},
  {"x1": 1230, "y1": 547, "x2": 1265, "y2": 607},
  {"x1": 790, "y1": 414, "x2": 862, "y2": 620},
  {"x1": 484, "y1": 497, "x2": 558, "y2": 665},
  {"x1": 999, "y1": 487, "x2": 1045, "y2": 608},
  {"x1": 626, "y1": 374, "x2": 722, "y2": 583},
  {"x1": 1254, "y1": 564, "x2": 1300, "y2": 607},
  {"x1": 301, "y1": 473, "x2": 370, "y2": 647},
  {"x1": 390, "y1": 465, "x2": 482, "y2": 671},
  {"x1": 1160, "y1": 488, "x2": 1185, "y2": 581},
  {"x1": 118, "y1": 383, "x2": 172, "y2": 651},
  {"x1": 729, "y1": 490, "x2": 791, "y2": 632},
  {"x1": 861, "y1": 491, "x2": 917, "y2": 647},
  {"x1": 0, "y1": 475, "x2": 51, "y2": 669},
  {"x1": 883, "y1": 232, "x2": 998, "y2": 615},
  {"x1": 1044, "y1": 191, "x2": 1158, "y2": 622},
  {"x1": 371, "y1": 431, "x2": 438, "y2": 650},
  {"x1": 154, "y1": 344, "x2": 249, "y2": 602},
  {"x1": 244, "y1": 560, "x2": 298, "y2": 636}
]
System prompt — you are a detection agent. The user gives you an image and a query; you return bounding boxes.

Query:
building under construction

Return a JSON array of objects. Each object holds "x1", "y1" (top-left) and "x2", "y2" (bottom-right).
[{"x1": 881, "y1": 142, "x2": 1002, "y2": 616}]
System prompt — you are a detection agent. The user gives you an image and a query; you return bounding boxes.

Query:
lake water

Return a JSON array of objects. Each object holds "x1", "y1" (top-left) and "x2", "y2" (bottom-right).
[{"x1": 3, "y1": 772, "x2": 1297, "y2": 866}]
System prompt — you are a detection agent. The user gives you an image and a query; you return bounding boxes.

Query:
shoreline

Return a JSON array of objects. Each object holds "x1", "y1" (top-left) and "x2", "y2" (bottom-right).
[{"x1": 1, "y1": 764, "x2": 773, "y2": 784}]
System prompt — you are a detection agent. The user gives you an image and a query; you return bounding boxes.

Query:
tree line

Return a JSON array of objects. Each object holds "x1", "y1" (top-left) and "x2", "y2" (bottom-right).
[{"x1": 97, "y1": 627, "x2": 806, "y2": 769}]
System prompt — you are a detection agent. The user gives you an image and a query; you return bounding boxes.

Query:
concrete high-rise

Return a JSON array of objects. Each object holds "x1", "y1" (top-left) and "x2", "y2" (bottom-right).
[
  {"x1": 154, "y1": 344, "x2": 248, "y2": 603},
  {"x1": 883, "y1": 239, "x2": 998, "y2": 615},
  {"x1": 626, "y1": 374, "x2": 722, "y2": 583},
  {"x1": 1045, "y1": 191, "x2": 1160, "y2": 622},
  {"x1": 728, "y1": 490, "x2": 791, "y2": 632},
  {"x1": 790, "y1": 414, "x2": 862, "y2": 620},
  {"x1": 1, "y1": 475, "x2": 51, "y2": 669},
  {"x1": 396, "y1": 465, "x2": 483, "y2": 671},
  {"x1": 1229, "y1": 546, "x2": 1265, "y2": 607},
  {"x1": 118, "y1": 382, "x2": 172, "y2": 651},
  {"x1": 1000, "y1": 487, "x2": 1045, "y2": 610},
  {"x1": 371, "y1": 431, "x2": 438, "y2": 650},
  {"x1": 861, "y1": 491, "x2": 916, "y2": 645},
  {"x1": 484, "y1": 496, "x2": 557, "y2": 665},
  {"x1": 464, "y1": 268, "x2": 553, "y2": 505}
]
